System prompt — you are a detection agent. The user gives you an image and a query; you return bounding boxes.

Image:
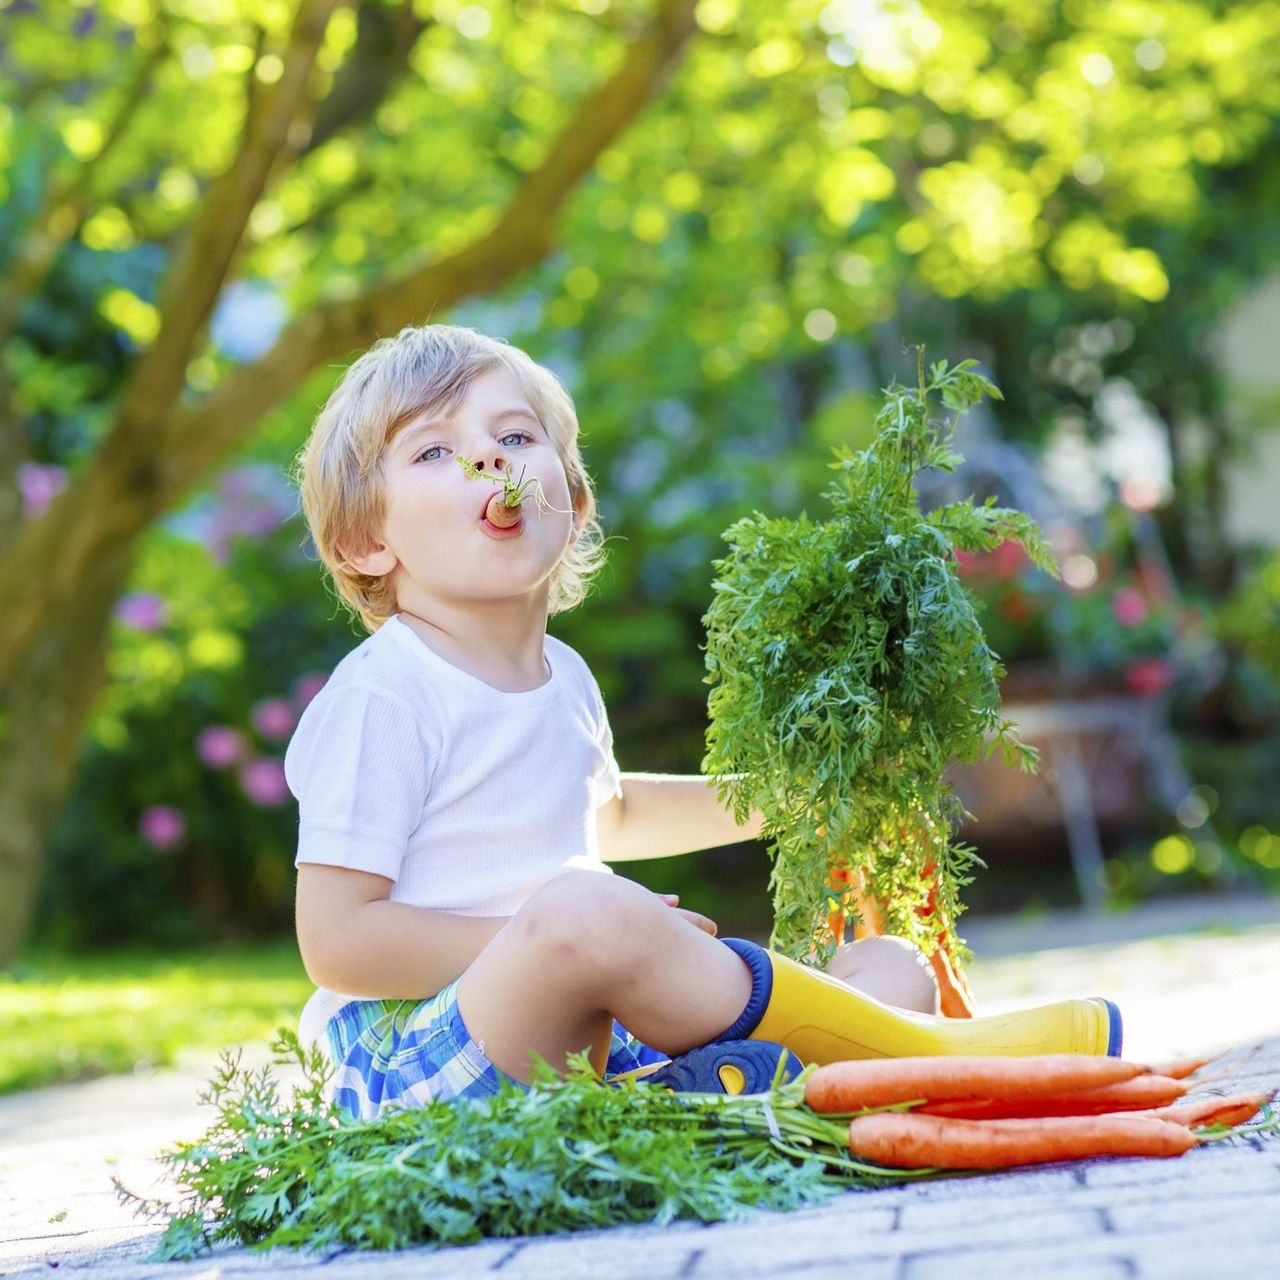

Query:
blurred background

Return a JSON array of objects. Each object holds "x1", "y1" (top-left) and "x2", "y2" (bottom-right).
[{"x1": 3, "y1": 0, "x2": 1279, "y2": 1090}]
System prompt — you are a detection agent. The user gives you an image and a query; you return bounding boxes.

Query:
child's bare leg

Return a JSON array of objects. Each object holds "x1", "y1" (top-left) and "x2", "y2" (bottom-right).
[
  {"x1": 824, "y1": 936, "x2": 940, "y2": 1014},
  {"x1": 455, "y1": 870, "x2": 752, "y2": 1084}
]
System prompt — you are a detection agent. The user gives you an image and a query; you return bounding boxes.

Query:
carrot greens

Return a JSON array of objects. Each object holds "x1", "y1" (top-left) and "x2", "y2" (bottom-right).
[
  {"x1": 117, "y1": 1031, "x2": 923, "y2": 1260},
  {"x1": 701, "y1": 349, "x2": 1058, "y2": 969}
]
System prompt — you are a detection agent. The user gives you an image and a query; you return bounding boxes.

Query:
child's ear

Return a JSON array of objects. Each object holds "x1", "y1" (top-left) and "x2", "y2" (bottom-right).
[{"x1": 338, "y1": 535, "x2": 397, "y2": 578}]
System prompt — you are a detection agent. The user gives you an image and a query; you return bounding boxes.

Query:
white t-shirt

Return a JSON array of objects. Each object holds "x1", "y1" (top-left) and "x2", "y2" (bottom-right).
[{"x1": 283, "y1": 612, "x2": 624, "y2": 1045}]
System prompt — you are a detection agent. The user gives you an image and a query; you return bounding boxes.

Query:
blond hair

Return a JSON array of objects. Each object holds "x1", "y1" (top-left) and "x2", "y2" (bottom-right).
[{"x1": 291, "y1": 324, "x2": 608, "y2": 633}]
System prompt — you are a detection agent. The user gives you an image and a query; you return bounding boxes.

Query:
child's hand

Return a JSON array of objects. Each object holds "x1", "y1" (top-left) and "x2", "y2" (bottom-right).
[{"x1": 658, "y1": 892, "x2": 718, "y2": 937}]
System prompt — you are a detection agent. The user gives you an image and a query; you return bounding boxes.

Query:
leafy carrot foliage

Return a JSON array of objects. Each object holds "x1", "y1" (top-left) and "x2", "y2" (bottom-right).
[
  {"x1": 701, "y1": 350, "x2": 1059, "y2": 967},
  {"x1": 116, "y1": 1030, "x2": 920, "y2": 1259}
]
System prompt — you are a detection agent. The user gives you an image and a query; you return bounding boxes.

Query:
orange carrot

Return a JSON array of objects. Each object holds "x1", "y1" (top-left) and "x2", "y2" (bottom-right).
[
  {"x1": 485, "y1": 492, "x2": 523, "y2": 528},
  {"x1": 916, "y1": 1074, "x2": 1188, "y2": 1120},
  {"x1": 846, "y1": 1111, "x2": 1198, "y2": 1169},
  {"x1": 1148, "y1": 1055, "x2": 1214, "y2": 1080},
  {"x1": 804, "y1": 1054, "x2": 1149, "y2": 1113},
  {"x1": 928, "y1": 945, "x2": 977, "y2": 1019},
  {"x1": 1112, "y1": 1091, "x2": 1271, "y2": 1130}
]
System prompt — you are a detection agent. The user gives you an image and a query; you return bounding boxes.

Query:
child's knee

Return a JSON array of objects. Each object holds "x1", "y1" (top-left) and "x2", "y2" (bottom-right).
[
  {"x1": 514, "y1": 871, "x2": 662, "y2": 976},
  {"x1": 826, "y1": 935, "x2": 940, "y2": 1014}
]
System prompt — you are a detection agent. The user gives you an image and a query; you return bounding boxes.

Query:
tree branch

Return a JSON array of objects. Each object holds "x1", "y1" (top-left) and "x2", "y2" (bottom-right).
[
  {"x1": 304, "y1": 0, "x2": 433, "y2": 155},
  {"x1": 110, "y1": 0, "x2": 342, "y2": 436}
]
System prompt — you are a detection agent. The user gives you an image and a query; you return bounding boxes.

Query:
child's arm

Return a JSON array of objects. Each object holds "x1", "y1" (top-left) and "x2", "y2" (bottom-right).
[
  {"x1": 597, "y1": 772, "x2": 766, "y2": 863},
  {"x1": 296, "y1": 864, "x2": 510, "y2": 998}
]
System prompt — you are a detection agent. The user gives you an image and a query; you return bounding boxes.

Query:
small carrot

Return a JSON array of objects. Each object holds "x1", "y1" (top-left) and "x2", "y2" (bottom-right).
[
  {"x1": 1148, "y1": 1055, "x2": 1214, "y2": 1080},
  {"x1": 484, "y1": 490, "x2": 523, "y2": 528},
  {"x1": 846, "y1": 1112, "x2": 1198, "y2": 1169},
  {"x1": 916, "y1": 1074, "x2": 1188, "y2": 1120},
  {"x1": 1112, "y1": 1091, "x2": 1271, "y2": 1130},
  {"x1": 804, "y1": 1054, "x2": 1148, "y2": 1113}
]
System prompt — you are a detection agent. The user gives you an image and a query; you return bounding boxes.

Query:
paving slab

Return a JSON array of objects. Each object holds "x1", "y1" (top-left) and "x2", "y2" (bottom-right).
[{"x1": 4, "y1": 894, "x2": 1279, "y2": 1280}]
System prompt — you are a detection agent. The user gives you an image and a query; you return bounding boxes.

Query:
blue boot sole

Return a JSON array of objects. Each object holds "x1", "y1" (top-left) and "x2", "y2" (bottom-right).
[{"x1": 641, "y1": 1039, "x2": 803, "y2": 1095}]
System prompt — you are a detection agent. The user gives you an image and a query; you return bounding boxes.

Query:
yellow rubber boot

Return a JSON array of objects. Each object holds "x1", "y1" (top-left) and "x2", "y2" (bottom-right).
[{"x1": 715, "y1": 938, "x2": 1122, "y2": 1064}]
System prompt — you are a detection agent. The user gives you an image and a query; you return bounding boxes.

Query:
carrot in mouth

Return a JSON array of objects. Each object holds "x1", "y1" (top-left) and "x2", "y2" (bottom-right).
[
  {"x1": 485, "y1": 490, "x2": 524, "y2": 528},
  {"x1": 458, "y1": 455, "x2": 571, "y2": 527}
]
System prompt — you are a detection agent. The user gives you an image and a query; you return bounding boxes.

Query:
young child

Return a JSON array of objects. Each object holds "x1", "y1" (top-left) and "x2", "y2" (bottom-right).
[{"x1": 285, "y1": 324, "x2": 1120, "y2": 1121}]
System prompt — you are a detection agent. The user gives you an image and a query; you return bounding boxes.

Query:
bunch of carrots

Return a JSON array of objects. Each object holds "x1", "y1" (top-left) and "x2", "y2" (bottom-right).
[{"x1": 800, "y1": 1053, "x2": 1274, "y2": 1170}]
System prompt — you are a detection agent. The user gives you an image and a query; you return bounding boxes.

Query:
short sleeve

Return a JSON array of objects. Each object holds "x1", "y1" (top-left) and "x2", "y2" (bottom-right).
[
  {"x1": 283, "y1": 683, "x2": 433, "y2": 881},
  {"x1": 587, "y1": 672, "x2": 623, "y2": 808}
]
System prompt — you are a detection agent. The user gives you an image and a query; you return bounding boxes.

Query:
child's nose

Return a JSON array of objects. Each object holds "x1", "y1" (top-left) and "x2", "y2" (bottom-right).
[{"x1": 471, "y1": 455, "x2": 507, "y2": 473}]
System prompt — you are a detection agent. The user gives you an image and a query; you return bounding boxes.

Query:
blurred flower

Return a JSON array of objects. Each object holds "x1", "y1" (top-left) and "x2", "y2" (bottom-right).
[
  {"x1": 197, "y1": 725, "x2": 248, "y2": 769},
  {"x1": 114, "y1": 591, "x2": 167, "y2": 631},
  {"x1": 18, "y1": 463, "x2": 68, "y2": 518},
  {"x1": 139, "y1": 804, "x2": 185, "y2": 851},
  {"x1": 251, "y1": 697, "x2": 297, "y2": 740},
  {"x1": 292, "y1": 672, "x2": 328, "y2": 708},
  {"x1": 990, "y1": 540, "x2": 1028, "y2": 580},
  {"x1": 239, "y1": 757, "x2": 290, "y2": 807},
  {"x1": 164, "y1": 463, "x2": 296, "y2": 565},
  {"x1": 1111, "y1": 587, "x2": 1149, "y2": 628},
  {"x1": 1126, "y1": 656, "x2": 1176, "y2": 698}
]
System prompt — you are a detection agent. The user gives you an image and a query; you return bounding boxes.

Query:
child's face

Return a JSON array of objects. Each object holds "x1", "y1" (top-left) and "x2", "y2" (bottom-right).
[{"x1": 350, "y1": 365, "x2": 584, "y2": 614}]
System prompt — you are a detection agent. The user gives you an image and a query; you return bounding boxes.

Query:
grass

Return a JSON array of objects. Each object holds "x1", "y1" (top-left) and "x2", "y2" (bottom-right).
[{"x1": 0, "y1": 942, "x2": 313, "y2": 1096}]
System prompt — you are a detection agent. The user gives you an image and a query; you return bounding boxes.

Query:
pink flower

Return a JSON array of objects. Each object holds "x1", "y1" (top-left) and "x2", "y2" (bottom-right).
[
  {"x1": 1126, "y1": 657, "x2": 1176, "y2": 699},
  {"x1": 251, "y1": 697, "x2": 297, "y2": 740},
  {"x1": 197, "y1": 726, "x2": 247, "y2": 769},
  {"x1": 953, "y1": 549, "x2": 978, "y2": 575},
  {"x1": 115, "y1": 592, "x2": 167, "y2": 631},
  {"x1": 18, "y1": 463, "x2": 68, "y2": 518},
  {"x1": 239, "y1": 757, "x2": 290, "y2": 807},
  {"x1": 990, "y1": 540, "x2": 1028, "y2": 581},
  {"x1": 139, "y1": 804, "x2": 185, "y2": 851},
  {"x1": 292, "y1": 672, "x2": 329, "y2": 708},
  {"x1": 1112, "y1": 587, "x2": 1149, "y2": 628}
]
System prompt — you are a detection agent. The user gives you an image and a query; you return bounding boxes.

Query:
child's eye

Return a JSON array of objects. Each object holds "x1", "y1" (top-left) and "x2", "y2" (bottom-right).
[{"x1": 416, "y1": 432, "x2": 531, "y2": 464}]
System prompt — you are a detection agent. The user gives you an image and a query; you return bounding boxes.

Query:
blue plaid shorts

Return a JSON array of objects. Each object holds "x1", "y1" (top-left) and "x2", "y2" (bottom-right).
[{"x1": 324, "y1": 976, "x2": 667, "y2": 1121}]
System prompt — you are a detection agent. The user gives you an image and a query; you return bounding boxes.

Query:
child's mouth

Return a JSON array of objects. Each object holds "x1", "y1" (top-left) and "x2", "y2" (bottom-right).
[{"x1": 480, "y1": 514, "x2": 524, "y2": 537}]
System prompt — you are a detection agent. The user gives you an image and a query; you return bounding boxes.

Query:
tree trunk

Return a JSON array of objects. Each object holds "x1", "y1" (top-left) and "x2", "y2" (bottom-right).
[{"x1": 0, "y1": 529, "x2": 139, "y2": 963}]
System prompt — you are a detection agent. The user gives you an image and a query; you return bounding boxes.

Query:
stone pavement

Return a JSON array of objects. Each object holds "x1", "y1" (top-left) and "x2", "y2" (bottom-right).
[{"x1": 4, "y1": 892, "x2": 1279, "y2": 1280}]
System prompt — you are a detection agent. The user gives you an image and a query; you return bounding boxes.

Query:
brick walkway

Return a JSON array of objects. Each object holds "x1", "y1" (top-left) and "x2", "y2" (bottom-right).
[{"x1": 4, "y1": 894, "x2": 1278, "y2": 1280}]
